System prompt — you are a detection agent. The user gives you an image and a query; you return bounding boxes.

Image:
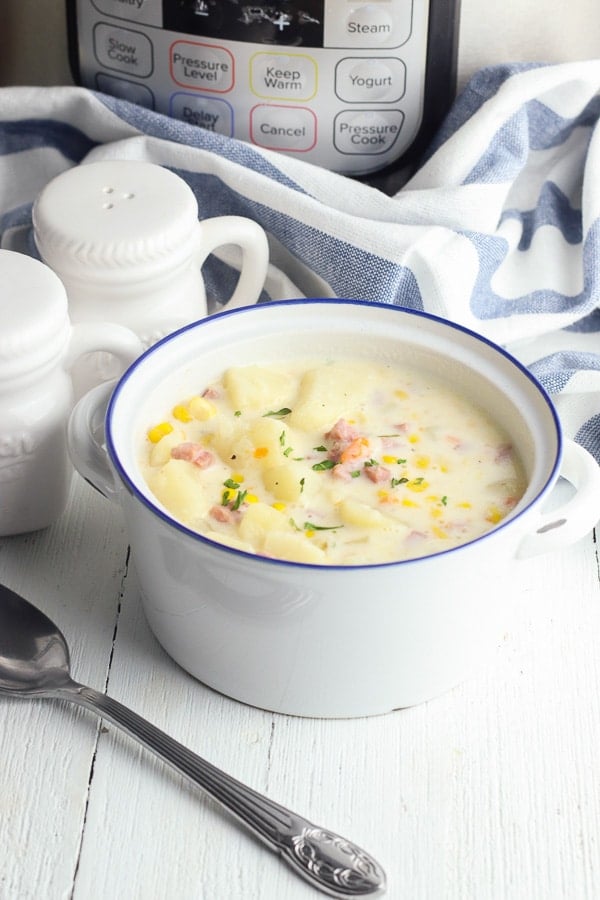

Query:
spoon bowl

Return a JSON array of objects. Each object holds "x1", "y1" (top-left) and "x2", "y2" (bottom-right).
[
  {"x1": 0, "y1": 592, "x2": 71, "y2": 694},
  {"x1": 0, "y1": 582, "x2": 386, "y2": 898}
]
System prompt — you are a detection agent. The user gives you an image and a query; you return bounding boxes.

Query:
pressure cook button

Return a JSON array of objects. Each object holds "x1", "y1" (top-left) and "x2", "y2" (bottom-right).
[
  {"x1": 335, "y1": 57, "x2": 406, "y2": 103},
  {"x1": 170, "y1": 42, "x2": 234, "y2": 92},
  {"x1": 250, "y1": 105, "x2": 317, "y2": 152},
  {"x1": 170, "y1": 93, "x2": 234, "y2": 136},
  {"x1": 93, "y1": 23, "x2": 153, "y2": 77},
  {"x1": 334, "y1": 109, "x2": 404, "y2": 155}
]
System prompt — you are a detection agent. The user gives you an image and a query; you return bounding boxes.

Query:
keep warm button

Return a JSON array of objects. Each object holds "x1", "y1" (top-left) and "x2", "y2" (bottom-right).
[{"x1": 334, "y1": 109, "x2": 404, "y2": 155}]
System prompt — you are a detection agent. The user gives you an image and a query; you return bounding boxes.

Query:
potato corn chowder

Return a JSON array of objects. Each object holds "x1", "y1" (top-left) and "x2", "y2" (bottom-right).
[{"x1": 141, "y1": 359, "x2": 526, "y2": 565}]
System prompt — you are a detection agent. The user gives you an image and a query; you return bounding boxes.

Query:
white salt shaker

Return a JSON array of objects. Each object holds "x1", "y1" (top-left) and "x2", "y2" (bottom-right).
[
  {"x1": 32, "y1": 159, "x2": 270, "y2": 354},
  {"x1": 0, "y1": 249, "x2": 142, "y2": 536}
]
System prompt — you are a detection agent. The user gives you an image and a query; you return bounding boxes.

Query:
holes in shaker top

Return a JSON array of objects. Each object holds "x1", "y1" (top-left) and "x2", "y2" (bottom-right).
[{"x1": 99, "y1": 185, "x2": 135, "y2": 209}]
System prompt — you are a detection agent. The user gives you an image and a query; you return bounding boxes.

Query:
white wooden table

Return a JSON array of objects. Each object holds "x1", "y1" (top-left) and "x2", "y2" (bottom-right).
[{"x1": 0, "y1": 473, "x2": 598, "y2": 900}]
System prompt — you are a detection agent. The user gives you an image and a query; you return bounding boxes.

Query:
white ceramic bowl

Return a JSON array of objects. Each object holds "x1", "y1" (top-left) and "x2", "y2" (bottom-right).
[{"x1": 68, "y1": 300, "x2": 600, "y2": 717}]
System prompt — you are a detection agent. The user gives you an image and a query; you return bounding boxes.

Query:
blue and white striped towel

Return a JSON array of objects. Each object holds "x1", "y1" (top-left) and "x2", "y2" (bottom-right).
[{"x1": 0, "y1": 61, "x2": 599, "y2": 463}]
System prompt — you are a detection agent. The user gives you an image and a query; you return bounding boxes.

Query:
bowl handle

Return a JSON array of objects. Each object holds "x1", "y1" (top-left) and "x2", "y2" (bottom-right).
[
  {"x1": 67, "y1": 381, "x2": 120, "y2": 500},
  {"x1": 516, "y1": 439, "x2": 600, "y2": 559}
]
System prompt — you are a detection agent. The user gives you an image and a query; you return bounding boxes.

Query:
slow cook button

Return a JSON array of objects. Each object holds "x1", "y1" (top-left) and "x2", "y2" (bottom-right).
[
  {"x1": 250, "y1": 105, "x2": 317, "y2": 152},
  {"x1": 334, "y1": 109, "x2": 405, "y2": 155},
  {"x1": 170, "y1": 41, "x2": 234, "y2": 92},
  {"x1": 93, "y1": 23, "x2": 153, "y2": 77},
  {"x1": 335, "y1": 57, "x2": 406, "y2": 103},
  {"x1": 250, "y1": 52, "x2": 317, "y2": 101}
]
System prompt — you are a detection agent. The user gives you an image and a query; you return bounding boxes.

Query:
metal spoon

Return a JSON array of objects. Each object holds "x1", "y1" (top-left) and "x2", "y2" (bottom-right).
[{"x1": 0, "y1": 583, "x2": 386, "y2": 898}]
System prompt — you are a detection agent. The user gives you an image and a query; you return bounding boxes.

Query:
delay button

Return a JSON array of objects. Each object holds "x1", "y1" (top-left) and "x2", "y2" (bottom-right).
[{"x1": 334, "y1": 109, "x2": 404, "y2": 155}]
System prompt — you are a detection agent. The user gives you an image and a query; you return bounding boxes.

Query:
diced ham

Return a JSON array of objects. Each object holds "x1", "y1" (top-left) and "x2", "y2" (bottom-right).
[
  {"x1": 171, "y1": 443, "x2": 214, "y2": 468},
  {"x1": 209, "y1": 505, "x2": 239, "y2": 523},
  {"x1": 365, "y1": 464, "x2": 390, "y2": 483},
  {"x1": 325, "y1": 418, "x2": 360, "y2": 444},
  {"x1": 495, "y1": 443, "x2": 513, "y2": 463}
]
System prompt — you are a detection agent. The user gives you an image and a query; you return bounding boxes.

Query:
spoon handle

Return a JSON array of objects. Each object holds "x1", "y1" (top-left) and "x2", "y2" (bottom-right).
[{"x1": 56, "y1": 682, "x2": 386, "y2": 898}]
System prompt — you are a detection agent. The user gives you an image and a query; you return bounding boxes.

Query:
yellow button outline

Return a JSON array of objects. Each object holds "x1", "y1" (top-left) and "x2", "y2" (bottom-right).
[{"x1": 250, "y1": 52, "x2": 318, "y2": 102}]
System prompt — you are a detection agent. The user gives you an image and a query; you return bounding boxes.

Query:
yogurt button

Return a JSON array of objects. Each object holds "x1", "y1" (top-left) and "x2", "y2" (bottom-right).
[{"x1": 335, "y1": 58, "x2": 406, "y2": 102}]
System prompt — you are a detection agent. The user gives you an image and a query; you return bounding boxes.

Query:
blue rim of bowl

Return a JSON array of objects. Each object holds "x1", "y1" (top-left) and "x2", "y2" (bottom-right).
[{"x1": 105, "y1": 298, "x2": 563, "y2": 571}]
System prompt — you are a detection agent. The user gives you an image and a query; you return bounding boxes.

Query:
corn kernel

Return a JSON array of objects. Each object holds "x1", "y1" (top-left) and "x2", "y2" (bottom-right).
[
  {"x1": 432, "y1": 525, "x2": 448, "y2": 539},
  {"x1": 402, "y1": 498, "x2": 419, "y2": 508},
  {"x1": 430, "y1": 508, "x2": 443, "y2": 519},
  {"x1": 415, "y1": 455, "x2": 430, "y2": 469},
  {"x1": 231, "y1": 473, "x2": 245, "y2": 483},
  {"x1": 458, "y1": 501, "x2": 472, "y2": 509},
  {"x1": 147, "y1": 422, "x2": 173, "y2": 443},
  {"x1": 222, "y1": 488, "x2": 236, "y2": 503},
  {"x1": 189, "y1": 396, "x2": 217, "y2": 421},
  {"x1": 172, "y1": 404, "x2": 192, "y2": 423},
  {"x1": 394, "y1": 389, "x2": 408, "y2": 400},
  {"x1": 254, "y1": 446, "x2": 269, "y2": 459},
  {"x1": 246, "y1": 494, "x2": 259, "y2": 504},
  {"x1": 408, "y1": 433, "x2": 420, "y2": 444},
  {"x1": 485, "y1": 504, "x2": 503, "y2": 524},
  {"x1": 305, "y1": 529, "x2": 315, "y2": 538},
  {"x1": 407, "y1": 478, "x2": 429, "y2": 493},
  {"x1": 272, "y1": 502, "x2": 286, "y2": 512},
  {"x1": 382, "y1": 454, "x2": 400, "y2": 465}
]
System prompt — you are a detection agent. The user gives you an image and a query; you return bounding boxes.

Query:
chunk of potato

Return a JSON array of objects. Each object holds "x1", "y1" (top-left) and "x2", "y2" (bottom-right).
[
  {"x1": 263, "y1": 530, "x2": 326, "y2": 564},
  {"x1": 239, "y1": 502, "x2": 287, "y2": 548},
  {"x1": 146, "y1": 459, "x2": 209, "y2": 523},
  {"x1": 339, "y1": 498, "x2": 406, "y2": 531},
  {"x1": 148, "y1": 428, "x2": 185, "y2": 466},
  {"x1": 249, "y1": 417, "x2": 285, "y2": 461},
  {"x1": 223, "y1": 365, "x2": 294, "y2": 412},
  {"x1": 288, "y1": 362, "x2": 376, "y2": 431},
  {"x1": 262, "y1": 462, "x2": 305, "y2": 502}
]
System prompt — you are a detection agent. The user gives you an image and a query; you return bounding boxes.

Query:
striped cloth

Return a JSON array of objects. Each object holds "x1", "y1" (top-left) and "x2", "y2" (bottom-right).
[{"x1": 0, "y1": 61, "x2": 598, "y2": 462}]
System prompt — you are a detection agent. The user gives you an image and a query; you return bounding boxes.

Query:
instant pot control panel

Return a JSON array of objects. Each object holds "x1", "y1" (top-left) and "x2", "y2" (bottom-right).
[{"x1": 67, "y1": 1, "x2": 460, "y2": 178}]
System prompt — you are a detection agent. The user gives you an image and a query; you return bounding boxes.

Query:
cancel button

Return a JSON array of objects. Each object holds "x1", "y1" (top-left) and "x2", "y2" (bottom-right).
[{"x1": 250, "y1": 104, "x2": 316, "y2": 152}]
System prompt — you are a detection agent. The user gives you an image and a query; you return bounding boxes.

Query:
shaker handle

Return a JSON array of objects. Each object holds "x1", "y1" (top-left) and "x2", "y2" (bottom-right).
[
  {"x1": 65, "y1": 322, "x2": 143, "y2": 373},
  {"x1": 516, "y1": 439, "x2": 600, "y2": 559},
  {"x1": 67, "y1": 380, "x2": 118, "y2": 500},
  {"x1": 195, "y1": 216, "x2": 270, "y2": 311}
]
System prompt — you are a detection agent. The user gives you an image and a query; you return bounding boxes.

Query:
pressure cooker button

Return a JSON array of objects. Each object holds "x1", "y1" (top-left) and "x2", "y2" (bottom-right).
[
  {"x1": 92, "y1": 0, "x2": 161, "y2": 27},
  {"x1": 250, "y1": 53, "x2": 318, "y2": 102},
  {"x1": 169, "y1": 93, "x2": 234, "y2": 137},
  {"x1": 335, "y1": 58, "x2": 406, "y2": 103},
  {"x1": 96, "y1": 73, "x2": 155, "y2": 109},
  {"x1": 250, "y1": 105, "x2": 317, "y2": 152},
  {"x1": 334, "y1": 109, "x2": 405, "y2": 155},
  {"x1": 93, "y1": 23, "x2": 153, "y2": 78},
  {"x1": 323, "y1": 0, "x2": 413, "y2": 49},
  {"x1": 170, "y1": 42, "x2": 234, "y2": 92}
]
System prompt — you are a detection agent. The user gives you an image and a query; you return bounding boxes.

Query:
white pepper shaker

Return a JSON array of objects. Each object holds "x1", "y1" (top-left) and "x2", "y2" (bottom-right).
[
  {"x1": 0, "y1": 249, "x2": 142, "y2": 536},
  {"x1": 32, "y1": 159, "x2": 270, "y2": 354}
]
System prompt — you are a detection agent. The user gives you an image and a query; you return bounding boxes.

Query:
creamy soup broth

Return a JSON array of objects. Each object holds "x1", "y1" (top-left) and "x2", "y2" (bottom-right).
[{"x1": 140, "y1": 359, "x2": 526, "y2": 565}]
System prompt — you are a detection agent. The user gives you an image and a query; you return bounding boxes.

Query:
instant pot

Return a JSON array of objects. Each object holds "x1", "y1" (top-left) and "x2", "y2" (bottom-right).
[{"x1": 67, "y1": 1, "x2": 461, "y2": 190}]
